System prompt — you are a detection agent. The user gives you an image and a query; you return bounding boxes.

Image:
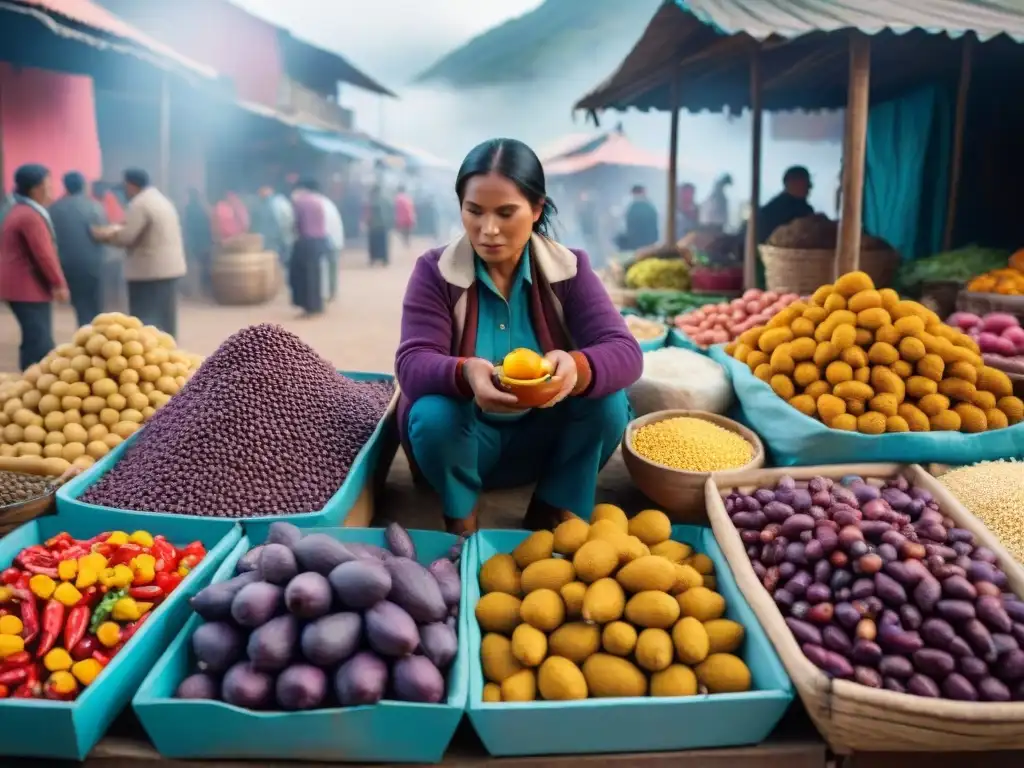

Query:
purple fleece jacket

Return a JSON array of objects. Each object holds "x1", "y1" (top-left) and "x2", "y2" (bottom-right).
[{"x1": 395, "y1": 246, "x2": 643, "y2": 432}]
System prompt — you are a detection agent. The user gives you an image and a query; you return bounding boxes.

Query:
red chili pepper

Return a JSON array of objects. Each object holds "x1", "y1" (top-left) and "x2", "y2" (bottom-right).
[
  {"x1": 45, "y1": 532, "x2": 72, "y2": 549},
  {"x1": 0, "y1": 684, "x2": 9, "y2": 698},
  {"x1": 57, "y1": 546, "x2": 87, "y2": 562},
  {"x1": 1, "y1": 652, "x2": 30, "y2": 671},
  {"x1": 12, "y1": 683, "x2": 35, "y2": 698},
  {"x1": 181, "y1": 541, "x2": 206, "y2": 559},
  {"x1": 92, "y1": 649, "x2": 115, "y2": 666},
  {"x1": 80, "y1": 586, "x2": 102, "y2": 608},
  {"x1": 128, "y1": 585, "x2": 163, "y2": 600},
  {"x1": 63, "y1": 604, "x2": 90, "y2": 652},
  {"x1": 83, "y1": 532, "x2": 110, "y2": 546},
  {"x1": 154, "y1": 572, "x2": 182, "y2": 594},
  {"x1": 108, "y1": 543, "x2": 143, "y2": 567},
  {"x1": 151, "y1": 540, "x2": 176, "y2": 572},
  {"x1": 0, "y1": 667, "x2": 28, "y2": 686},
  {"x1": 25, "y1": 663, "x2": 40, "y2": 687},
  {"x1": 15, "y1": 546, "x2": 47, "y2": 565},
  {"x1": 178, "y1": 554, "x2": 201, "y2": 572},
  {"x1": 20, "y1": 594, "x2": 39, "y2": 645},
  {"x1": 121, "y1": 611, "x2": 151, "y2": 644},
  {"x1": 20, "y1": 551, "x2": 56, "y2": 567},
  {"x1": 35, "y1": 599, "x2": 65, "y2": 657},
  {"x1": 1, "y1": 568, "x2": 21, "y2": 585},
  {"x1": 91, "y1": 543, "x2": 114, "y2": 558}
]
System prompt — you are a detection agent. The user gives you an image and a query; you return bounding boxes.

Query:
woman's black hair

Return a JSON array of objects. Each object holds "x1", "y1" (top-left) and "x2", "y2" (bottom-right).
[{"x1": 455, "y1": 138, "x2": 557, "y2": 236}]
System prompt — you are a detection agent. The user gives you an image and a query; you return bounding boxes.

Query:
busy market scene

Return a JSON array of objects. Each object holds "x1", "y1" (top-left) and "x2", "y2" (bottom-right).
[{"x1": 2, "y1": 0, "x2": 1024, "y2": 766}]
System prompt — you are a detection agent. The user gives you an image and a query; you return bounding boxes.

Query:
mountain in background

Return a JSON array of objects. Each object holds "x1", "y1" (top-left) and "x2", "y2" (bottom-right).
[{"x1": 414, "y1": 0, "x2": 662, "y2": 88}]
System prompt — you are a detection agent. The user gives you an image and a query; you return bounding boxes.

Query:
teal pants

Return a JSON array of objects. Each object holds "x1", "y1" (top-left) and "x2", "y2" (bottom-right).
[{"x1": 407, "y1": 390, "x2": 631, "y2": 520}]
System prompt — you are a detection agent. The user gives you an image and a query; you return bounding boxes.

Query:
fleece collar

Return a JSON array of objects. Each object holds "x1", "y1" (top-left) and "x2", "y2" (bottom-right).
[{"x1": 438, "y1": 232, "x2": 577, "y2": 289}]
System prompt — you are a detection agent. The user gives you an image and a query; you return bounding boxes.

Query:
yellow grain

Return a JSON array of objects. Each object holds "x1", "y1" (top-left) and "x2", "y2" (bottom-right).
[
  {"x1": 940, "y1": 460, "x2": 1024, "y2": 562},
  {"x1": 632, "y1": 417, "x2": 753, "y2": 473}
]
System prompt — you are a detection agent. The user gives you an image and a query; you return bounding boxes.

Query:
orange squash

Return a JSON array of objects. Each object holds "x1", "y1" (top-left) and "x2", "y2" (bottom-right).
[{"x1": 1010, "y1": 248, "x2": 1024, "y2": 273}]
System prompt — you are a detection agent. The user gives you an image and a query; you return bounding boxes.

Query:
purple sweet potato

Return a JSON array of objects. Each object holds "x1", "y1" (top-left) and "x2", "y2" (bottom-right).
[
  {"x1": 222, "y1": 662, "x2": 274, "y2": 708},
  {"x1": 236, "y1": 545, "x2": 265, "y2": 574},
  {"x1": 247, "y1": 614, "x2": 299, "y2": 671},
  {"x1": 328, "y1": 560, "x2": 392, "y2": 609},
  {"x1": 942, "y1": 673, "x2": 978, "y2": 701},
  {"x1": 385, "y1": 522, "x2": 417, "y2": 559},
  {"x1": 276, "y1": 664, "x2": 327, "y2": 710},
  {"x1": 190, "y1": 571, "x2": 260, "y2": 621},
  {"x1": 427, "y1": 558, "x2": 462, "y2": 609},
  {"x1": 365, "y1": 600, "x2": 419, "y2": 657},
  {"x1": 419, "y1": 622, "x2": 458, "y2": 669},
  {"x1": 392, "y1": 655, "x2": 446, "y2": 703},
  {"x1": 384, "y1": 557, "x2": 447, "y2": 623},
  {"x1": 266, "y1": 521, "x2": 303, "y2": 549},
  {"x1": 258, "y1": 543, "x2": 299, "y2": 585},
  {"x1": 176, "y1": 672, "x2": 219, "y2": 700},
  {"x1": 231, "y1": 582, "x2": 284, "y2": 628},
  {"x1": 292, "y1": 534, "x2": 358, "y2": 576},
  {"x1": 300, "y1": 613, "x2": 362, "y2": 667},
  {"x1": 906, "y1": 674, "x2": 941, "y2": 698},
  {"x1": 335, "y1": 651, "x2": 388, "y2": 706},
  {"x1": 284, "y1": 572, "x2": 333, "y2": 619},
  {"x1": 192, "y1": 621, "x2": 245, "y2": 672}
]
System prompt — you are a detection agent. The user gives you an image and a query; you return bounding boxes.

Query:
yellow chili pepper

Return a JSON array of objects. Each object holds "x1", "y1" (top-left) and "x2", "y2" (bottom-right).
[
  {"x1": 136, "y1": 601, "x2": 154, "y2": 616},
  {"x1": 0, "y1": 634, "x2": 25, "y2": 658},
  {"x1": 100, "y1": 565, "x2": 133, "y2": 589},
  {"x1": 53, "y1": 582, "x2": 83, "y2": 607},
  {"x1": 0, "y1": 586, "x2": 13, "y2": 604},
  {"x1": 29, "y1": 574, "x2": 56, "y2": 600},
  {"x1": 44, "y1": 648, "x2": 73, "y2": 672},
  {"x1": 79, "y1": 552, "x2": 107, "y2": 573},
  {"x1": 130, "y1": 554, "x2": 156, "y2": 585},
  {"x1": 131, "y1": 554, "x2": 156, "y2": 570},
  {"x1": 96, "y1": 621, "x2": 121, "y2": 648},
  {"x1": 48, "y1": 671, "x2": 78, "y2": 696},
  {"x1": 57, "y1": 559, "x2": 78, "y2": 581},
  {"x1": 72, "y1": 658, "x2": 103, "y2": 686},
  {"x1": 177, "y1": 565, "x2": 191, "y2": 577},
  {"x1": 112, "y1": 597, "x2": 145, "y2": 622},
  {"x1": 0, "y1": 615, "x2": 23, "y2": 635},
  {"x1": 106, "y1": 531, "x2": 128, "y2": 547},
  {"x1": 129, "y1": 530, "x2": 154, "y2": 548},
  {"x1": 75, "y1": 567, "x2": 98, "y2": 589}
]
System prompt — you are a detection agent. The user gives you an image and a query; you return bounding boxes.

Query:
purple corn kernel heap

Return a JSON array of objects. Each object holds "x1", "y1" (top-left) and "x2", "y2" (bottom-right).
[{"x1": 81, "y1": 323, "x2": 394, "y2": 517}]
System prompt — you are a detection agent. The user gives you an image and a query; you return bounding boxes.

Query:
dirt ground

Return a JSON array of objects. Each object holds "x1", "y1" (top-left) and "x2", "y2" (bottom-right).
[{"x1": 0, "y1": 234, "x2": 645, "y2": 529}]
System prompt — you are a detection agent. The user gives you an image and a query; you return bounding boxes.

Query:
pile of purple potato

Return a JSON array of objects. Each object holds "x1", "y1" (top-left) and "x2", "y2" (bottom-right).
[
  {"x1": 723, "y1": 473, "x2": 1024, "y2": 701},
  {"x1": 176, "y1": 522, "x2": 463, "y2": 710}
]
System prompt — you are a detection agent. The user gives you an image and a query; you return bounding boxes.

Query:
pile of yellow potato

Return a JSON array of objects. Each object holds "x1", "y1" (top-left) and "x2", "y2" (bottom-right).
[
  {"x1": 726, "y1": 271, "x2": 1024, "y2": 433},
  {"x1": 474, "y1": 505, "x2": 752, "y2": 702},
  {"x1": 0, "y1": 313, "x2": 203, "y2": 474}
]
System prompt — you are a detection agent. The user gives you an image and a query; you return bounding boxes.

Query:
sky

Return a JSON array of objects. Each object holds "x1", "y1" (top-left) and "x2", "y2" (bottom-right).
[{"x1": 231, "y1": 0, "x2": 544, "y2": 83}]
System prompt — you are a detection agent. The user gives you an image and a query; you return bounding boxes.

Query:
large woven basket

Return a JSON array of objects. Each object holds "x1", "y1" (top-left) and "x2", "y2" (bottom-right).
[
  {"x1": 621, "y1": 409, "x2": 764, "y2": 523},
  {"x1": 210, "y1": 250, "x2": 280, "y2": 306},
  {"x1": 759, "y1": 245, "x2": 900, "y2": 294},
  {"x1": 705, "y1": 462, "x2": 1024, "y2": 754},
  {"x1": 956, "y1": 291, "x2": 1024, "y2": 323}
]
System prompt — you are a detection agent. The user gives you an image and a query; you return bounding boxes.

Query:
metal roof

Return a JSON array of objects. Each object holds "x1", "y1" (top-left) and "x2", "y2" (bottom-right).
[
  {"x1": 575, "y1": 0, "x2": 1024, "y2": 114},
  {"x1": 5, "y1": 0, "x2": 218, "y2": 79},
  {"x1": 544, "y1": 132, "x2": 667, "y2": 177}
]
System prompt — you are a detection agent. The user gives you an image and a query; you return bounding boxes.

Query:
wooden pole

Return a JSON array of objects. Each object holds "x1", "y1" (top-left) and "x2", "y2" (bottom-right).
[
  {"x1": 943, "y1": 34, "x2": 975, "y2": 250},
  {"x1": 744, "y1": 45, "x2": 763, "y2": 290},
  {"x1": 158, "y1": 71, "x2": 171, "y2": 192},
  {"x1": 666, "y1": 71, "x2": 680, "y2": 244},
  {"x1": 836, "y1": 32, "x2": 871, "y2": 276}
]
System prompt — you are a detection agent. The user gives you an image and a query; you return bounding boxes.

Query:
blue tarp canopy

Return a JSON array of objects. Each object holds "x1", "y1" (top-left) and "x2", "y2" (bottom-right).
[
  {"x1": 297, "y1": 127, "x2": 384, "y2": 162},
  {"x1": 575, "y1": 0, "x2": 1024, "y2": 114}
]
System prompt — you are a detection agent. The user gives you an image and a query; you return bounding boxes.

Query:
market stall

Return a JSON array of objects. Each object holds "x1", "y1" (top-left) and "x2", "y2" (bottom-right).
[{"x1": 1, "y1": 278, "x2": 1024, "y2": 766}]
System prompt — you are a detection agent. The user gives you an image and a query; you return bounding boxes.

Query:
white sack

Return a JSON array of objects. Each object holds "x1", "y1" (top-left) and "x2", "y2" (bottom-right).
[{"x1": 628, "y1": 347, "x2": 733, "y2": 416}]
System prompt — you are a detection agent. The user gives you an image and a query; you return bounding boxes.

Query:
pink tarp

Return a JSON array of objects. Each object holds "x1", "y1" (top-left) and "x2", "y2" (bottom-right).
[{"x1": 543, "y1": 132, "x2": 667, "y2": 176}]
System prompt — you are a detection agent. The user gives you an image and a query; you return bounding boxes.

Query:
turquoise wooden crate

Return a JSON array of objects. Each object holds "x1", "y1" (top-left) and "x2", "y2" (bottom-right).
[
  {"x1": 133, "y1": 527, "x2": 469, "y2": 763},
  {"x1": 466, "y1": 527, "x2": 793, "y2": 757},
  {"x1": 667, "y1": 327, "x2": 706, "y2": 353},
  {"x1": 0, "y1": 512, "x2": 240, "y2": 760},
  {"x1": 56, "y1": 371, "x2": 395, "y2": 530}
]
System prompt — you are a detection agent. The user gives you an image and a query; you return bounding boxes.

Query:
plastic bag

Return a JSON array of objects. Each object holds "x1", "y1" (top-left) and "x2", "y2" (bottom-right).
[
  {"x1": 628, "y1": 347, "x2": 733, "y2": 416},
  {"x1": 709, "y1": 346, "x2": 1024, "y2": 467}
]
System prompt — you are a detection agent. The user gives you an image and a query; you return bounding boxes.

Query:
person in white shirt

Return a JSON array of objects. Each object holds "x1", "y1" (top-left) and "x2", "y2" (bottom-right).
[{"x1": 311, "y1": 189, "x2": 343, "y2": 302}]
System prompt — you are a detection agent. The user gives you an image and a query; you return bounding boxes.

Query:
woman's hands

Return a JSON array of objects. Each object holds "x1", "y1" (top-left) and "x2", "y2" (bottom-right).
[
  {"x1": 539, "y1": 350, "x2": 577, "y2": 408},
  {"x1": 463, "y1": 358, "x2": 521, "y2": 413}
]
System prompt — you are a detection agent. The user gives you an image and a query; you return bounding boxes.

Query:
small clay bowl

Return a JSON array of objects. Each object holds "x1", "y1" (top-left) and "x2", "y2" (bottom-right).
[{"x1": 493, "y1": 366, "x2": 563, "y2": 408}]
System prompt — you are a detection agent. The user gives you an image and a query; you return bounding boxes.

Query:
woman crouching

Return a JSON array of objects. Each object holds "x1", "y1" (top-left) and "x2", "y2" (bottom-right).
[{"x1": 395, "y1": 138, "x2": 643, "y2": 534}]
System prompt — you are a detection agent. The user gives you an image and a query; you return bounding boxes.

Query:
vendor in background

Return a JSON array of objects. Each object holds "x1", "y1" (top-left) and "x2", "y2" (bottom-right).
[
  {"x1": 394, "y1": 185, "x2": 416, "y2": 247},
  {"x1": 700, "y1": 173, "x2": 733, "y2": 231},
  {"x1": 289, "y1": 179, "x2": 329, "y2": 318},
  {"x1": 310, "y1": 184, "x2": 343, "y2": 303},
  {"x1": 250, "y1": 184, "x2": 288, "y2": 266},
  {"x1": 182, "y1": 188, "x2": 213, "y2": 297},
  {"x1": 755, "y1": 165, "x2": 814, "y2": 244},
  {"x1": 48, "y1": 171, "x2": 107, "y2": 326},
  {"x1": 395, "y1": 138, "x2": 642, "y2": 535},
  {"x1": 615, "y1": 184, "x2": 659, "y2": 251},
  {"x1": 366, "y1": 184, "x2": 390, "y2": 267},
  {"x1": 92, "y1": 168, "x2": 187, "y2": 337},
  {"x1": 0, "y1": 164, "x2": 68, "y2": 370},
  {"x1": 676, "y1": 182, "x2": 700, "y2": 238}
]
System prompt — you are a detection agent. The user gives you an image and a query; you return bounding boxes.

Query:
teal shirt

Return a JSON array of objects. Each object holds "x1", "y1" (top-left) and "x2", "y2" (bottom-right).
[{"x1": 473, "y1": 246, "x2": 541, "y2": 364}]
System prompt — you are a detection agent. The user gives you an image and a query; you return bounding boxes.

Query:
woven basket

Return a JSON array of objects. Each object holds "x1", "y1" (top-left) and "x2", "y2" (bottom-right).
[
  {"x1": 219, "y1": 233, "x2": 264, "y2": 254},
  {"x1": 956, "y1": 291, "x2": 1024, "y2": 323},
  {"x1": 759, "y1": 245, "x2": 900, "y2": 294},
  {"x1": 621, "y1": 410, "x2": 764, "y2": 523},
  {"x1": 210, "y1": 251, "x2": 280, "y2": 306},
  {"x1": 705, "y1": 463, "x2": 1024, "y2": 754}
]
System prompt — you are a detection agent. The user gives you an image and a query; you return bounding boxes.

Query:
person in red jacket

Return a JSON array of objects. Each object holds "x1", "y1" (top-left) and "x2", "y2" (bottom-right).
[{"x1": 0, "y1": 164, "x2": 68, "y2": 370}]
